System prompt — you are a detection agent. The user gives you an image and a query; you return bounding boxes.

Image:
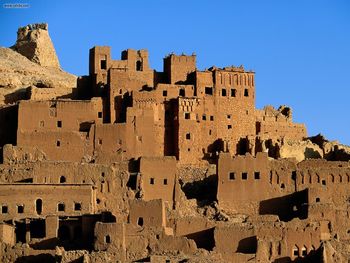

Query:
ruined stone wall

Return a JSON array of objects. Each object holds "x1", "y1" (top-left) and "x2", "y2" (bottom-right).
[{"x1": 129, "y1": 199, "x2": 166, "y2": 228}]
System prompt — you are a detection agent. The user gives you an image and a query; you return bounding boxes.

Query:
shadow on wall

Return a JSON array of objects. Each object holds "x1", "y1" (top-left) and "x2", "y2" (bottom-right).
[
  {"x1": 236, "y1": 236, "x2": 257, "y2": 254},
  {"x1": 304, "y1": 147, "x2": 322, "y2": 159},
  {"x1": 14, "y1": 254, "x2": 56, "y2": 263},
  {"x1": 203, "y1": 139, "x2": 224, "y2": 164},
  {"x1": 186, "y1": 227, "x2": 215, "y2": 250},
  {"x1": 259, "y1": 189, "x2": 308, "y2": 222},
  {"x1": 181, "y1": 174, "x2": 218, "y2": 207}
]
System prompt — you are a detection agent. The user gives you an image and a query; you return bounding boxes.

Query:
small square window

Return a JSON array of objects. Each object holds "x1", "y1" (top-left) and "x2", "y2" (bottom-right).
[
  {"x1": 228, "y1": 125, "x2": 232, "y2": 129},
  {"x1": 98, "y1": 112, "x2": 102, "y2": 118},
  {"x1": 188, "y1": 148, "x2": 191, "y2": 152},
  {"x1": 179, "y1": 89, "x2": 185, "y2": 96},
  {"x1": 185, "y1": 113, "x2": 190, "y2": 119},
  {"x1": 210, "y1": 116, "x2": 214, "y2": 121},
  {"x1": 229, "y1": 172, "x2": 235, "y2": 180},
  {"x1": 254, "y1": 172, "x2": 260, "y2": 179},
  {"x1": 56, "y1": 140, "x2": 61, "y2": 147},
  {"x1": 186, "y1": 133, "x2": 191, "y2": 140},
  {"x1": 163, "y1": 179, "x2": 168, "y2": 185},
  {"x1": 98, "y1": 139, "x2": 103, "y2": 145},
  {"x1": 244, "y1": 89, "x2": 249, "y2": 97},
  {"x1": 17, "y1": 205, "x2": 24, "y2": 214},
  {"x1": 101, "y1": 60, "x2": 107, "y2": 70},
  {"x1": 2, "y1": 205, "x2": 8, "y2": 214},
  {"x1": 57, "y1": 121, "x2": 62, "y2": 128},
  {"x1": 150, "y1": 178, "x2": 155, "y2": 185},
  {"x1": 231, "y1": 89, "x2": 236, "y2": 97},
  {"x1": 39, "y1": 121, "x2": 44, "y2": 127},
  {"x1": 58, "y1": 203, "x2": 65, "y2": 212},
  {"x1": 222, "y1": 89, "x2": 227, "y2": 96},
  {"x1": 163, "y1": 90, "x2": 167, "y2": 97},
  {"x1": 322, "y1": 179, "x2": 326, "y2": 186},
  {"x1": 242, "y1": 172, "x2": 248, "y2": 180},
  {"x1": 202, "y1": 115, "x2": 206, "y2": 121},
  {"x1": 74, "y1": 203, "x2": 82, "y2": 211},
  {"x1": 205, "y1": 87, "x2": 213, "y2": 95},
  {"x1": 227, "y1": 115, "x2": 231, "y2": 119}
]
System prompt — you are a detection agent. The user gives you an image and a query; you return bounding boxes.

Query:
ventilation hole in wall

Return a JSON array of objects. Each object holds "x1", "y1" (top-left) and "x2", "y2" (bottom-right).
[
  {"x1": 105, "y1": 235, "x2": 111, "y2": 243},
  {"x1": 242, "y1": 172, "x2": 248, "y2": 180},
  {"x1": 96, "y1": 198, "x2": 101, "y2": 204},
  {"x1": 202, "y1": 115, "x2": 206, "y2": 121},
  {"x1": 281, "y1": 183, "x2": 285, "y2": 189},
  {"x1": 57, "y1": 120, "x2": 62, "y2": 128},
  {"x1": 163, "y1": 179, "x2": 168, "y2": 185},
  {"x1": 316, "y1": 197, "x2": 320, "y2": 203},
  {"x1": 228, "y1": 125, "x2": 232, "y2": 129},
  {"x1": 254, "y1": 172, "x2": 260, "y2": 179},
  {"x1": 185, "y1": 112, "x2": 190, "y2": 119},
  {"x1": 221, "y1": 89, "x2": 227, "y2": 96},
  {"x1": 137, "y1": 217, "x2": 144, "y2": 227},
  {"x1": 186, "y1": 133, "x2": 191, "y2": 140},
  {"x1": 229, "y1": 172, "x2": 235, "y2": 180},
  {"x1": 56, "y1": 140, "x2": 61, "y2": 147},
  {"x1": 150, "y1": 178, "x2": 155, "y2": 185}
]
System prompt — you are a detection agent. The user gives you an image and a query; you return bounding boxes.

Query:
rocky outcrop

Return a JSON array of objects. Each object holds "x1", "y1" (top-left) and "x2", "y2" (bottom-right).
[
  {"x1": 12, "y1": 23, "x2": 60, "y2": 68},
  {"x1": 278, "y1": 139, "x2": 323, "y2": 162}
]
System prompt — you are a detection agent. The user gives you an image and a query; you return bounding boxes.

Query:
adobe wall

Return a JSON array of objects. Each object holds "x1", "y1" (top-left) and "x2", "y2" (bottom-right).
[
  {"x1": 163, "y1": 54, "x2": 196, "y2": 84},
  {"x1": 0, "y1": 223, "x2": 15, "y2": 246},
  {"x1": 217, "y1": 152, "x2": 295, "y2": 214},
  {"x1": 94, "y1": 222, "x2": 125, "y2": 260},
  {"x1": 138, "y1": 156, "x2": 176, "y2": 203},
  {"x1": 0, "y1": 184, "x2": 96, "y2": 220},
  {"x1": 129, "y1": 199, "x2": 166, "y2": 228}
]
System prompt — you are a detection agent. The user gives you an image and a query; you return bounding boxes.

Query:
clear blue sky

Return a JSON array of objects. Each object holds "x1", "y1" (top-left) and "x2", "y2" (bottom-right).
[{"x1": 1, "y1": 0, "x2": 349, "y2": 145}]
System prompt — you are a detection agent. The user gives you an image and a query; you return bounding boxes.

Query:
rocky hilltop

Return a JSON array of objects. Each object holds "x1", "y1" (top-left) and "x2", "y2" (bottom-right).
[{"x1": 0, "y1": 23, "x2": 76, "y2": 104}]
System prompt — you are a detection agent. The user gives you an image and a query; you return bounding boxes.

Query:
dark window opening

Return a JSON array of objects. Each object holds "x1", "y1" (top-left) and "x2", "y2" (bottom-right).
[
  {"x1": 231, "y1": 89, "x2": 236, "y2": 97},
  {"x1": 96, "y1": 198, "x2": 101, "y2": 204},
  {"x1": 186, "y1": 133, "x2": 191, "y2": 140},
  {"x1": 57, "y1": 121, "x2": 62, "y2": 128},
  {"x1": 60, "y1": 176, "x2": 66, "y2": 183},
  {"x1": 30, "y1": 219, "x2": 46, "y2": 239},
  {"x1": 229, "y1": 172, "x2": 235, "y2": 180},
  {"x1": 100, "y1": 59, "x2": 107, "y2": 70},
  {"x1": 302, "y1": 247, "x2": 307, "y2": 256},
  {"x1": 1, "y1": 205, "x2": 8, "y2": 214},
  {"x1": 227, "y1": 114, "x2": 231, "y2": 119},
  {"x1": 179, "y1": 89, "x2": 185, "y2": 96},
  {"x1": 242, "y1": 172, "x2": 248, "y2": 180},
  {"x1": 228, "y1": 125, "x2": 232, "y2": 129},
  {"x1": 74, "y1": 203, "x2": 82, "y2": 211},
  {"x1": 98, "y1": 112, "x2": 102, "y2": 118},
  {"x1": 322, "y1": 179, "x2": 326, "y2": 186},
  {"x1": 316, "y1": 197, "x2": 320, "y2": 203},
  {"x1": 209, "y1": 130, "x2": 212, "y2": 135},
  {"x1": 56, "y1": 140, "x2": 61, "y2": 147},
  {"x1": 98, "y1": 139, "x2": 102, "y2": 145},
  {"x1": 40, "y1": 120, "x2": 44, "y2": 127},
  {"x1": 222, "y1": 89, "x2": 227, "y2": 96},
  {"x1": 188, "y1": 148, "x2": 191, "y2": 152},
  {"x1": 73, "y1": 226, "x2": 82, "y2": 240},
  {"x1": 36, "y1": 199, "x2": 42, "y2": 215},
  {"x1": 17, "y1": 205, "x2": 24, "y2": 214},
  {"x1": 105, "y1": 235, "x2": 111, "y2": 243},
  {"x1": 293, "y1": 247, "x2": 299, "y2": 256},
  {"x1": 202, "y1": 115, "x2": 206, "y2": 121},
  {"x1": 137, "y1": 217, "x2": 144, "y2": 227},
  {"x1": 205, "y1": 87, "x2": 213, "y2": 95},
  {"x1": 58, "y1": 225, "x2": 70, "y2": 241},
  {"x1": 58, "y1": 203, "x2": 65, "y2": 212},
  {"x1": 244, "y1": 88, "x2": 249, "y2": 97},
  {"x1": 291, "y1": 171, "x2": 297, "y2": 180},
  {"x1": 163, "y1": 90, "x2": 167, "y2": 97},
  {"x1": 281, "y1": 183, "x2": 285, "y2": 189},
  {"x1": 163, "y1": 179, "x2": 168, "y2": 185},
  {"x1": 254, "y1": 172, "x2": 260, "y2": 179},
  {"x1": 150, "y1": 178, "x2": 155, "y2": 185},
  {"x1": 185, "y1": 113, "x2": 190, "y2": 119},
  {"x1": 210, "y1": 116, "x2": 214, "y2": 121},
  {"x1": 136, "y1": 60, "x2": 142, "y2": 71}
]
